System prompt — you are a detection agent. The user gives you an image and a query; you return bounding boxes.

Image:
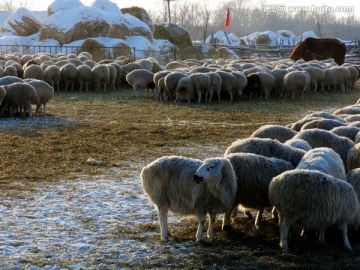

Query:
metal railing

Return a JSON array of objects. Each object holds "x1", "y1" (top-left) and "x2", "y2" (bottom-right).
[{"x1": 1, "y1": 42, "x2": 359, "y2": 64}]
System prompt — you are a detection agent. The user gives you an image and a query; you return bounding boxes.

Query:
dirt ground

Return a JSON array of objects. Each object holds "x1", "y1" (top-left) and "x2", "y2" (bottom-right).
[{"x1": 1, "y1": 84, "x2": 360, "y2": 268}]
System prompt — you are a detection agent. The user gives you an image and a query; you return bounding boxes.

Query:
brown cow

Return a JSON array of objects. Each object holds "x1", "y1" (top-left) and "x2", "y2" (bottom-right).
[{"x1": 289, "y1": 37, "x2": 346, "y2": 65}]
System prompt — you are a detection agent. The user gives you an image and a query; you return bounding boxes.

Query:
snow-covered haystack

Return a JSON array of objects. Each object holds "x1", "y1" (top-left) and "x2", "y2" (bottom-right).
[
  {"x1": 40, "y1": 0, "x2": 152, "y2": 45},
  {"x1": 296, "y1": 31, "x2": 318, "y2": 43},
  {"x1": 46, "y1": 0, "x2": 83, "y2": 16},
  {"x1": 275, "y1": 30, "x2": 297, "y2": 46},
  {"x1": 205, "y1": 31, "x2": 239, "y2": 46},
  {"x1": 0, "y1": 7, "x2": 42, "y2": 36},
  {"x1": 255, "y1": 31, "x2": 277, "y2": 46},
  {"x1": 178, "y1": 44, "x2": 218, "y2": 60},
  {"x1": 152, "y1": 39, "x2": 176, "y2": 64},
  {"x1": 216, "y1": 47, "x2": 240, "y2": 59},
  {"x1": 121, "y1": 6, "x2": 153, "y2": 30},
  {"x1": 153, "y1": 22, "x2": 192, "y2": 49}
]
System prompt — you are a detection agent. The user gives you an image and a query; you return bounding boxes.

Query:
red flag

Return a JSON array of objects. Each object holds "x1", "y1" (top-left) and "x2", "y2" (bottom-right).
[{"x1": 224, "y1": 7, "x2": 230, "y2": 29}]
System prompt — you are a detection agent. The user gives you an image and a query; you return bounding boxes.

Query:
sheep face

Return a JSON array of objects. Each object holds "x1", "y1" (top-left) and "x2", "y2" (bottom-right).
[{"x1": 194, "y1": 158, "x2": 224, "y2": 184}]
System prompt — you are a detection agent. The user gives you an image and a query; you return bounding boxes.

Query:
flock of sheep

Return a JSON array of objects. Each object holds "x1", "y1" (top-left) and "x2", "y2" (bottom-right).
[
  {"x1": 129, "y1": 57, "x2": 360, "y2": 102},
  {"x1": 141, "y1": 101, "x2": 360, "y2": 251},
  {"x1": 1, "y1": 49, "x2": 360, "y2": 116}
]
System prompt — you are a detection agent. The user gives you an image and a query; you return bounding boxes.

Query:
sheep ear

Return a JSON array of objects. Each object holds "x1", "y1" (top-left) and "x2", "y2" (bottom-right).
[{"x1": 212, "y1": 161, "x2": 223, "y2": 177}]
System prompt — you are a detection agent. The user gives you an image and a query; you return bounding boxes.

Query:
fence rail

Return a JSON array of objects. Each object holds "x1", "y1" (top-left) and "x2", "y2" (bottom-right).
[{"x1": 0, "y1": 42, "x2": 359, "y2": 64}]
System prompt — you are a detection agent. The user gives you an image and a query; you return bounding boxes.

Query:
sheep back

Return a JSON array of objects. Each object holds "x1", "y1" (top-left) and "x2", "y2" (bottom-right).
[
  {"x1": 250, "y1": 124, "x2": 297, "y2": 143},
  {"x1": 225, "y1": 137, "x2": 305, "y2": 167},
  {"x1": 227, "y1": 152, "x2": 294, "y2": 209}
]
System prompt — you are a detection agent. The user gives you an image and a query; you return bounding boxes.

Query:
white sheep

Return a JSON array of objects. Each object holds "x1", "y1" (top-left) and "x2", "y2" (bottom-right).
[
  {"x1": 60, "y1": 63, "x2": 78, "y2": 91},
  {"x1": 126, "y1": 69, "x2": 155, "y2": 97},
  {"x1": 346, "y1": 143, "x2": 360, "y2": 173},
  {"x1": 231, "y1": 72, "x2": 248, "y2": 98},
  {"x1": 23, "y1": 64, "x2": 44, "y2": 80},
  {"x1": 175, "y1": 76, "x2": 194, "y2": 103},
  {"x1": 164, "y1": 72, "x2": 187, "y2": 101},
  {"x1": 347, "y1": 168, "x2": 360, "y2": 201},
  {"x1": 300, "y1": 118, "x2": 347, "y2": 131},
  {"x1": 141, "y1": 156, "x2": 237, "y2": 242},
  {"x1": 250, "y1": 124, "x2": 297, "y2": 143},
  {"x1": 303, "y1": 66, "x2": 325, "y2": 92},
  {"x1": 207, "y1": 71, "x2": 222, "y2": 102},
  {"x1": 106, "y1": 64, "x2": 117, "y2": 91},
  {"x1": 153, "y1": 70, "x2": 172, "y2": 101},
  {"x1": 225, "y1": 137, "x2": 306, "y2": 167},
  {"x1": 256, "y1": 72, "x2": 274, "y2": 99},
  {"x1": 223, "y1": 153, "x2": 294, "y2": 230},
  {"x1": 3, "y1": 65, "x2": 18, "y2": 77},
  {"x1": 0, "y1": 86, "x2": 6, "y2": 106},
  {"x1": 92, "y1": 64, "x2": 110, "y2": 92},
  {"x1": 74, "y1": 64, "x2": 91, "y2": 92},
  {"x1": 24, "y1": 79, "x2": 54, "y2": 115},
  {"x1": 189, "y1": 73, "x2": 211, "y2": 103},
  {"x1": 283, "y1": 70, "x2": 308, "y2": 99},
  {"x1": 290, "y1": 111, "x2": 346, "y2": 131},
  {"x1": 44, "y1": 65, "x2": 61, "y2": 91},
  {"x1": 1, "y1": 82, "x2": 38, "y2": 117},
  {"x1": 284, "y1": 138, "x2": 312, "y2": 151},
  {"x1": 296, "y1": 147, "x2": 346, "y2": 180},
  {"x1": 330, "y1": 126, "x2": 360, "y2": 142},
  {"x1": 216, "y1": 71, "x2": 237, "y2": 102},
  {"x1": 333, "y1": 105, "x2": 360, "y2": 116},
  {"x1": 344, "y1": 65, "x2": 359, "y2": 91},
  {"x1": 293, "y1": 128, "x2": 354, "y2": 165},
  {"x1": 269, "y1": 69, "x2": 288, "y2": 97},
  {"x1": 269, "y1": 169, "x2": 360, "y2": 251},
  {"x1": 345, "y1": 115, "x2": 360, "y2": 123}
]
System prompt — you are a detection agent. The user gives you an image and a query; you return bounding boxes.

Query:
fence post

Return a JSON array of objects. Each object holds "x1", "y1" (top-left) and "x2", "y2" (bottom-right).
[{"x1": 132, "y1": 47, "x2": 136, "y2": 61}]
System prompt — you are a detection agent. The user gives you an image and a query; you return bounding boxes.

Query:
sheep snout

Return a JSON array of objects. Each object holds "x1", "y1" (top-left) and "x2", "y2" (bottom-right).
[{"x1": 194, "y1": 174, "x2": 204, "y2": 184}]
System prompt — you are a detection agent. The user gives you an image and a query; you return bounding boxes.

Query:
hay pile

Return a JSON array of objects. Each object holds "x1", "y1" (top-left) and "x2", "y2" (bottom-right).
[
  {"x1": 153, "y1": 23, "x2": 192, "y2": 49},
  {"x1": 178, "y1": 45, "x2": 218, "y2": 60},
  {"x1": 40, "y1": 0, "x2": 153, "y2": 45},
  {"x1": 0, "y1": 7, "x2": 42, "y2": 36},
  {"x1": 121, "y1": 6, "x2": 153, "y2": 30}
]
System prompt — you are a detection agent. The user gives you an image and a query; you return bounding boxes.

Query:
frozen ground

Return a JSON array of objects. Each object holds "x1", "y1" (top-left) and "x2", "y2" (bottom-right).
[{"x1": 0, "y1": 145, "x2": 225, "y2": 269}]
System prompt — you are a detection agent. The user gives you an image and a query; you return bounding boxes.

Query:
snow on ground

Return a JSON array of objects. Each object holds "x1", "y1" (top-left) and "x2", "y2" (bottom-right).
[{"x1": 0, "y1": 141, "x2": 224, "y2": 268}]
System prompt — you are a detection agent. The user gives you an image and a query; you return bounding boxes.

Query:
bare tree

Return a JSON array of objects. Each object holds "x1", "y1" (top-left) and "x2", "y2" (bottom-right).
[{"x1": 0, "y1": 0, "x2": 31, "y2": 12}]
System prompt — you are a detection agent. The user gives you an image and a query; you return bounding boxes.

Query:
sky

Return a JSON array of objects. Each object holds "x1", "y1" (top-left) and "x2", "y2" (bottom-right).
[{"x1": 24, "y1": 0, "x2": 360, "y2": 18}]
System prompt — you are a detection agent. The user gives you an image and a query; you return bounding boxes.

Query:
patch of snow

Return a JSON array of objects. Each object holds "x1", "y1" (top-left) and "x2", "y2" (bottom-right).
[{"x1": 126, "y1": 36, "x2": 154, "y2": 58}]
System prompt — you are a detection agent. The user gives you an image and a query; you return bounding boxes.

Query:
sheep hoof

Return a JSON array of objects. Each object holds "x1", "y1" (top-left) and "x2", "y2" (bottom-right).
[{"x1": 222, "y1": 225, "x2": 234, "y2": 232}]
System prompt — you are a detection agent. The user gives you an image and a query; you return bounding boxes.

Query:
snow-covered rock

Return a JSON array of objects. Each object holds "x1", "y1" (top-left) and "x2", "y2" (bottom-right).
[{"x1": 205, "y1": 31, "x2": 239, "y2": 46}]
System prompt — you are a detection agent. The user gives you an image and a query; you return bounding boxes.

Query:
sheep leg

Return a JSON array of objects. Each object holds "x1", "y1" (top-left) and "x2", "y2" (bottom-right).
[
  {"x1": 158, "y1": 206, "x2": 170, "y2": 241},
  {"x1": 318, "y1": 228, "x2": 325, "y2": 243},
  {"x1": 197, "y1": 92, "x2": 201, "y2": 103},
  {"x1": 217, "y1": 90, "x2": 221, "y2": 102},
  {"x1": 207, "y1": 213, "x2": 216, "y2": 241},
  {"x1": 338, "y1": 223, "x2": 352, "y2": 251},
  {"x1": 222, "y1": 206, "x2": 237, "y2": 232},
  {"x1": 271, "y1": 207, "x2": 278, "y2": 220},
  {"x1": 208, "y1": 90, "x2": 213, "y2": 103},
  {"x1": 196, "y1": 213, "x2": 206, "y2": 242},
  {"x1": 26, "y1": 105, "x2": 32, "y2": 117},
  {"x1": 255, "y1": 209, "x2": 263, "y2": 229},
  {"x1": 279, "y1": 217, "x2": 291, "y2": 251}
]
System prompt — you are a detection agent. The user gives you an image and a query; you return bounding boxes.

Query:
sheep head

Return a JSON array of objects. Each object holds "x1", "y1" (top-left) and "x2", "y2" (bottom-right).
[{"x1": 194, "y1": 158, "x2": 226, "y2": 183}]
